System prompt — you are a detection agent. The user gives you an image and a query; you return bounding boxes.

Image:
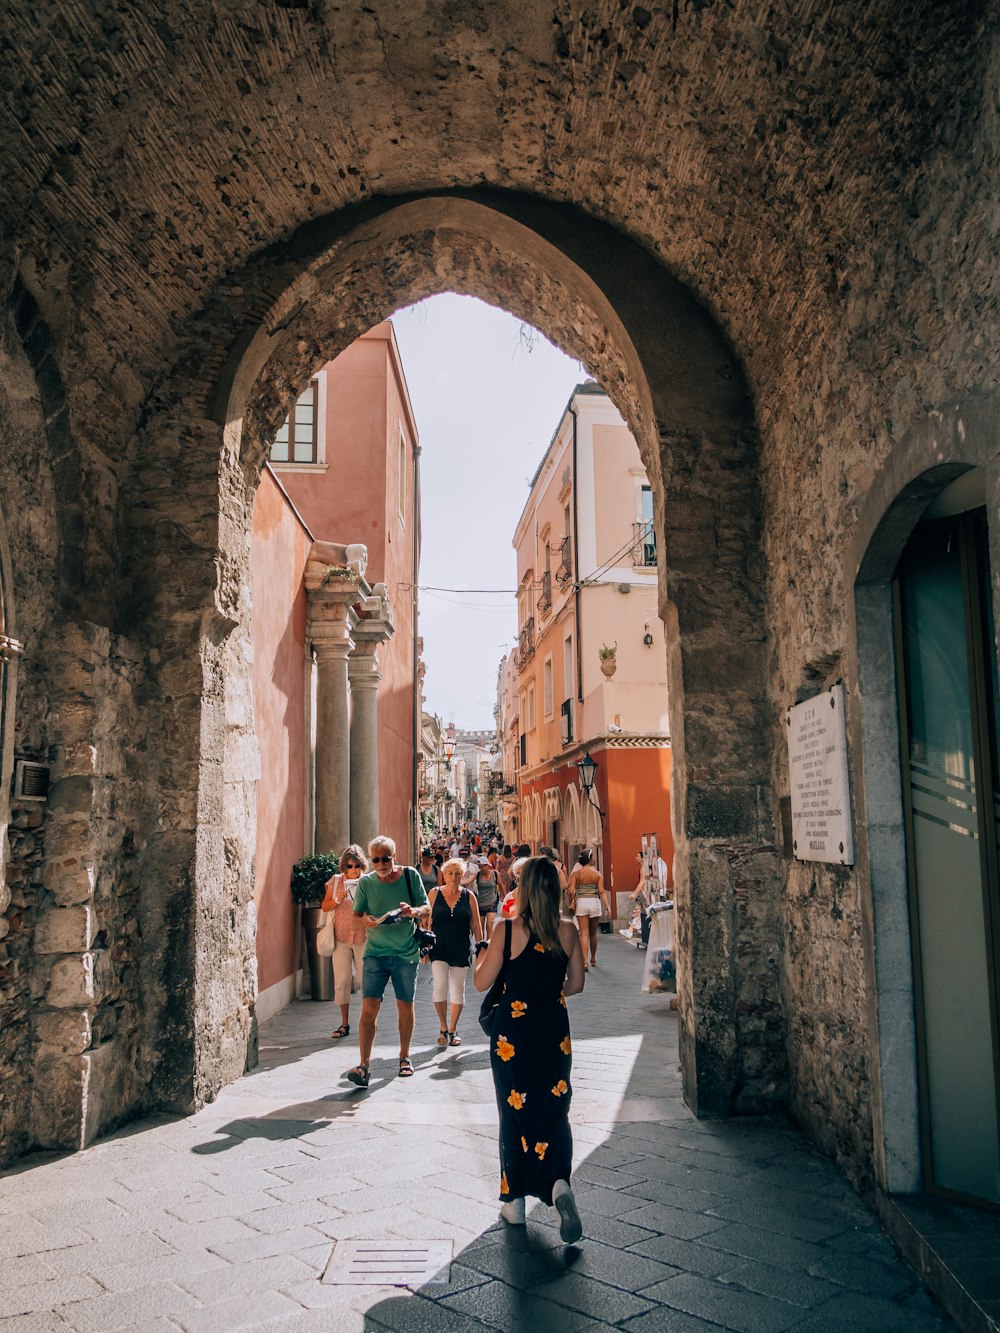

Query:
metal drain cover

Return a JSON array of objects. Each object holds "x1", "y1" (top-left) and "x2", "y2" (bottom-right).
[{"x1": 322, "y1": 1239, "x2": 453, "y2": 1286}]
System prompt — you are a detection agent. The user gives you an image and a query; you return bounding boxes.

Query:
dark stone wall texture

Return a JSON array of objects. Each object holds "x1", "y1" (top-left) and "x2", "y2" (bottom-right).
[{"x1": 0, "y1": 0, "x2": 996, "y2": 1198}]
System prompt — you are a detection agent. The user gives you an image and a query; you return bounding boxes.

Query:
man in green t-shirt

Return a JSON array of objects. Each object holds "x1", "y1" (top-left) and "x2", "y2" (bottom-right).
[{"x1": 345, "y1": 834, "x2": 429, "y2": 1088}]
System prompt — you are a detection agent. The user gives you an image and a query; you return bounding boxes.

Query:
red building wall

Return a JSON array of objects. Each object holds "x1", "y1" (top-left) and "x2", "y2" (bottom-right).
[
  {"x1": 520, "y1": 744, "x2": 673, "y2": 921},
  {"x1": 250, "y1": 469, "x2": 313, "y2": 998},
  {"x1": 599, "y1": 745, "x2": 674, "y2": 917}
]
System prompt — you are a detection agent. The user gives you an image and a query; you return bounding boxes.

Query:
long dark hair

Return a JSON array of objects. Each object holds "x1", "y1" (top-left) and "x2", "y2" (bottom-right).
[{"x1": 515, "y1": 857, "x2": 565, "y2": 956}]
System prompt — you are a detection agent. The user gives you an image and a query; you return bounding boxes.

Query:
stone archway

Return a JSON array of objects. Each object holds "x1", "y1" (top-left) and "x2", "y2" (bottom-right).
[
  {"x1": 0, "y1": 308, "x2": 150, "y2": 1161},
  {"x1": 122, "y1": 189, "x2": 783, "y2": 1126}
]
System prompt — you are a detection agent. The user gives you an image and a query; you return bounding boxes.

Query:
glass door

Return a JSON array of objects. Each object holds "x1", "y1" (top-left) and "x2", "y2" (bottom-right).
[{"x1": 895, "y1": 508, "x2": 1000, "y2": 1208}]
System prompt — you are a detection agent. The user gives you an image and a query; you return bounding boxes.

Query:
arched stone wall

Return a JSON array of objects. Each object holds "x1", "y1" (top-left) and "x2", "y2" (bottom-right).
[
  {"x1": 1, "y1": 0, "x2": 992, "y2": 1180},
  {"x1": 844, "y1": 391, "x2": 1000, "y2": 1196},
  {"x1": 119, "y1": 190, "x2": 780, "y2": 1124},
  {"x1": 0, "y1": 290, "x2": 152, "y2": 1161}
]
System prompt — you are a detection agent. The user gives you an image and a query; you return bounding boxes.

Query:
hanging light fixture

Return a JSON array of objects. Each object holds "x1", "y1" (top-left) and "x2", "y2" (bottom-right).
[
  {"x1": 577, "y1": 752, "x2": 605, "y2": 817},
  {"x1": 577, "y1": 752, "x2": 597, "y2": 794}
]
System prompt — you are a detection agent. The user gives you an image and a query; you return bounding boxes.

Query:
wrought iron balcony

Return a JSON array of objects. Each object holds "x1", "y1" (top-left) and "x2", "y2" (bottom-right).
[
  {"x1": 632, "y1": 521, "x2": 657, "y2": 567},
  {"x1": 517, "y1": 617, "x2": 535, "y2": 669},
  {"x1": 537, "y1": 569, "x2": 552, "y2": 614},
  {"x1": 555, "y1": 534, "x2": 573, "y2": 584}
]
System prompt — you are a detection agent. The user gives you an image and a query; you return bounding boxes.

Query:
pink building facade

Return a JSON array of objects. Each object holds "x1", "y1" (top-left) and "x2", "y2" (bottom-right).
[{"x1": 250, "y1": 323, "x2": 420, "y2": 1021}]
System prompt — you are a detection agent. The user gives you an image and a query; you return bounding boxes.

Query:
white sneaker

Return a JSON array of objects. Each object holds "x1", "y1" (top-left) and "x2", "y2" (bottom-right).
[
  {"x1": 499, "y1": 1198, "x2": 525, "y2": 1225},
  {"x1": 552, "y1": 1179, "x2": 582, "y2": 1243}
]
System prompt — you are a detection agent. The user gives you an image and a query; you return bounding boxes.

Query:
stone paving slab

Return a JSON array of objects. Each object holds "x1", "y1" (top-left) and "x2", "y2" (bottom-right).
[{"x1": 0, "y1": 937, "x2": 958, "y2": 1331}]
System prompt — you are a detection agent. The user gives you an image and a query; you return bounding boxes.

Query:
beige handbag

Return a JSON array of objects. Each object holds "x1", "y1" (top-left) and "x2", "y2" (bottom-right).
[
  {"x1": 316, "y1": 874, "x2": 342, "y2": 956},
  {"x1": 316, "y1": 910, "x2": 337, "y2": 956}
]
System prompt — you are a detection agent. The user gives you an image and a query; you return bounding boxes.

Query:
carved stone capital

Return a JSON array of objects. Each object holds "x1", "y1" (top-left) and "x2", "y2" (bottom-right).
[
  {"x1": 347, "y1": 637, "x2": 382, "y2": 688},
  {"x1": 307, "y1": 588, "x2": 357, "y2": 663}
]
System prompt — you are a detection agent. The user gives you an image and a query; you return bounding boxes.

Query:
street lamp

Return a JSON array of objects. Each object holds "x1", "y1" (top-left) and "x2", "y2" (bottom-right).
[
  {"x1": 444, "y1": 722, "x2": 456, "y2": 770},
  {"x1": 577, "y1": 752, "x2": 605, "y2": 818}
]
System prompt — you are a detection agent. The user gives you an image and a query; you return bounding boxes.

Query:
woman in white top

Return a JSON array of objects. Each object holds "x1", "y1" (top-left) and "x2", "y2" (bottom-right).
[
  {"x1": 567, "y1": 848, "x2": 611, "y2": 971},
  {"x1": 321, "y1": 844, "x2": 370, "y2": 1039}
]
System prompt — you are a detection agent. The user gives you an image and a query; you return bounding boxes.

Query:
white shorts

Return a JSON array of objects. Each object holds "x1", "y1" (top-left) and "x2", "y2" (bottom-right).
[
  {"x1": 575, "y1": 897, "x2": 603, "y2": 918},
  {"x1": 431, "y1": 960, "x2": 468, "y2": 1005}
]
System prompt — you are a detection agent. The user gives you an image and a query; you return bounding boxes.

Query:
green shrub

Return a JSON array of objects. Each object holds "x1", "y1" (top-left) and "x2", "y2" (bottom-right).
[{"x1": 290, "y1": 852, "x2": 340, "y2": 905}]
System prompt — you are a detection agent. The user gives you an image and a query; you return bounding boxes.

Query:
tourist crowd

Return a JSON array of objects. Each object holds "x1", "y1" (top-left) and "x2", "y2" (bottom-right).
[{"x1": 317, "y1": 821, "x2": 597, "y2": 1245}]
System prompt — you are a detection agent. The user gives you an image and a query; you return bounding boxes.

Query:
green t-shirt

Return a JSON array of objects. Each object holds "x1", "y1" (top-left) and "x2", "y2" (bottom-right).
[{"x1": 353, "y1": 867, "x2": 429, "y2": 961}]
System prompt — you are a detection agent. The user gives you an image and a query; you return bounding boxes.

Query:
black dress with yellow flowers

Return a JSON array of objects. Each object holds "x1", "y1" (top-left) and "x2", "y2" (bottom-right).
[{"x1": 490, "y1": 926, "x2": 573, "y2": 1206}]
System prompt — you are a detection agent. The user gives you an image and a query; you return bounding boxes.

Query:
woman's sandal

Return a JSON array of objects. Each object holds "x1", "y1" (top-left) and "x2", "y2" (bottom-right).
[
  {"x1": 346, "y1": 1064, "x2": 369, "y2": 1088},
  {"x1": 398, "y1": 1057, "x2": 414, "y2": 1077},
  {"x1": 448, "y1": 1031, "x2": 462, "y2": 1046},
  {"x1": 437, "y1": 1028, "x2": 449, "y2": 1047},
  {"x1": 331, "y1": 1024, "x2": 350, "y2": 1039}
]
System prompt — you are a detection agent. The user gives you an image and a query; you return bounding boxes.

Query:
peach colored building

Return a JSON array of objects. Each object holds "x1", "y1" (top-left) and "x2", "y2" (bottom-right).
[
  {"x1": 250, "y1": 323, "x2": 420, "y2": 1021},
  {"x1": 508, "y1": 382, "x2": 673, "y2": 917}
]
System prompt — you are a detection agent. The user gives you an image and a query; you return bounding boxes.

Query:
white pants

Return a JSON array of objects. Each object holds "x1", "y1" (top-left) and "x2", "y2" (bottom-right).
[
  {"x1": 431, "y1": 960, "x2": 468, "y2": 1006},
  {"x1": 332, "y1": 940, "x2": 366, "y2": 1006},
  {"x1": 575, "y1": 897, "x2": 603, "y2": 918}
]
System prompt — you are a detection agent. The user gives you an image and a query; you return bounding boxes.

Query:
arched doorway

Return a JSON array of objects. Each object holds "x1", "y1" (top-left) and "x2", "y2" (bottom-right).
[
  {"x1": 894, "y1": 479, "x2": 1000, "y2": 1207},
  {"x1": 849, "y1": 396, "x2": 1000, "y2": 1209}
]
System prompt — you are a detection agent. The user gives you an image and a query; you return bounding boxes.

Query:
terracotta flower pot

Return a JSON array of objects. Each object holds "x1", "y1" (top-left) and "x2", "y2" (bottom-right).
[{"x1": 600, "y1": 658, "x2": 617, "y2": 678}]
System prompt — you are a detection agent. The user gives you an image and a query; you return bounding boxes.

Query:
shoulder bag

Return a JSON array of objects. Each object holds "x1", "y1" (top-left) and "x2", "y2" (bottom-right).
[
  {"x1": 316, "y1": 879, "x2": 339, "y2": 957},
  {"x1": 478, "y1": 920, "x2": 512, "y2": 1036}
]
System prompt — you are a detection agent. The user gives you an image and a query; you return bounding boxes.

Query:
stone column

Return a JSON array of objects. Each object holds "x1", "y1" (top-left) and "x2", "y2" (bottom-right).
[
  {"x1": 348, "y1": 589, "x2": 394, "y2": 850},
  {"x1": 306, "y1": 574, "x2": 359, "y2": 855}
]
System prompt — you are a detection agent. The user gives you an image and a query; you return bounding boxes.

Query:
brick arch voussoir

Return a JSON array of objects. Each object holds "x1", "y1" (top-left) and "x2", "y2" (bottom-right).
[{"x1": 6, "y1": 278, "x2": 86, "y2": 611}]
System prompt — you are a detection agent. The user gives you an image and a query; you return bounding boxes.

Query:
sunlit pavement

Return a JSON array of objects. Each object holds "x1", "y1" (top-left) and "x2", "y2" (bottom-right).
[{"x1": 0, "y1": 936, "x2": 953, "y2": 1332}]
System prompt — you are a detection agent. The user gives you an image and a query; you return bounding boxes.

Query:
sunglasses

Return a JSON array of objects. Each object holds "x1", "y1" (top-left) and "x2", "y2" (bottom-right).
[
  {"x1": 343, "y1": 863, "x2": 361, "y2": 870},
  {"x1": 371, "y1": 855, "x2": 393, "y2": 865}
]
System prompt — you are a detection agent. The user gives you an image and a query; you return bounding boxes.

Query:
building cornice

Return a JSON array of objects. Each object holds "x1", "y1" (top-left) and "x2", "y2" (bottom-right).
[{"x1": 517, "y1": 732, "x2": 671, "y2": 784}]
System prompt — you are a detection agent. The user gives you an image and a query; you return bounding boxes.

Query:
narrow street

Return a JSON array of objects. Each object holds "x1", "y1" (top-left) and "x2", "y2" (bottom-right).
[{"x1": 0, "y1": 936, "x2": 952, "y2": 1331}]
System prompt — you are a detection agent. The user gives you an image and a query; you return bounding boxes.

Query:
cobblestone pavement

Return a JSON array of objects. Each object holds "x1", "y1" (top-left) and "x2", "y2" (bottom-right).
[{"x1": 0, "y1": 936, "x2": 954, "y2": 1332}]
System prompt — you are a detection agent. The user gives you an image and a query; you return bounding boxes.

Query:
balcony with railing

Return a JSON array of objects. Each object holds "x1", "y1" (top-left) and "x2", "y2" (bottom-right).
[
  {"x1": 516, "y1": 616, "x2": 535, "y2": 669},
  {"x1": 555, "y1": 535, "x2": 572, "y2": 584},
  {"x1": 537, "y1": 569, "x2": 552, "y2": 615},
  {"x1": 560, "y1": 698, "x2": 573, "y2": 746},
  {"x1": 632, "y1": 521, "x2": 657, "y2": 567}
]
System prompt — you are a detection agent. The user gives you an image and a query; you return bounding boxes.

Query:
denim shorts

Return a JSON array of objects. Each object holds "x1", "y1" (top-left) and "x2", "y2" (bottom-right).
[{"x1": 362, "y1": 953, "x2": 419, "y2": 1004}]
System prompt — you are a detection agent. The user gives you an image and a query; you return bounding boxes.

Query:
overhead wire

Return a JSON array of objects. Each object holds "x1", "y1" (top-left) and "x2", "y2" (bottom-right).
[
  {"x1": 421, "y1": 589, "x2": 517, "y2": 613},
  {"x1": 579, "y1": 520, "x2": 654, "y2": 587},
  {"x1": 400, "y1": 520, "x2": 653, "y2": 601}
]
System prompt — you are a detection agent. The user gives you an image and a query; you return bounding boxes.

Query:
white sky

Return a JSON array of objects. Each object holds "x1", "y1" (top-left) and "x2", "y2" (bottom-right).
[{"x1": 390, "y1": 294, "x2": 586, "y2": 731}]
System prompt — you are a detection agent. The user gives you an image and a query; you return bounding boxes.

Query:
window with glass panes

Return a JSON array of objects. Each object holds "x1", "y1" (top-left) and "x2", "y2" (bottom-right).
[{"x1": 270, "y1": 379, "x2": 319, "y2": 464}]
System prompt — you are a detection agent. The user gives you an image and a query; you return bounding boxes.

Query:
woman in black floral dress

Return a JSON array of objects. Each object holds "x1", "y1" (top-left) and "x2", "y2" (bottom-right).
[{"x1": 474, "y1": 856, "x2": 586, "y2": 1241}]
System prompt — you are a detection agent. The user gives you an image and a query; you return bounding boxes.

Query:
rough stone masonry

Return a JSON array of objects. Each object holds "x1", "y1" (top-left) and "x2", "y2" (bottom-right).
[{"x1": 0, "y1": 0, "x2": 996, "y2": 1230}]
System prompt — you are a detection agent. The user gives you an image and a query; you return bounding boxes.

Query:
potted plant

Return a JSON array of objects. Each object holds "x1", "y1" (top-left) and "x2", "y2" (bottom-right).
[
  {"x1": 291, "y1": 851, "x2": 340, "y2": 1000},
  {"x1": 599, "y1": 643, "x2": 618, "y2": 678}
]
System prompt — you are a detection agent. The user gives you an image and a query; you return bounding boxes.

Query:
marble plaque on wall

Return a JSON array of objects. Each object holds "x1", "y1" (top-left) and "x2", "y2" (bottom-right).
[{"x1": 785, "y1": 683, "x2": 855, "y2": 865}]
